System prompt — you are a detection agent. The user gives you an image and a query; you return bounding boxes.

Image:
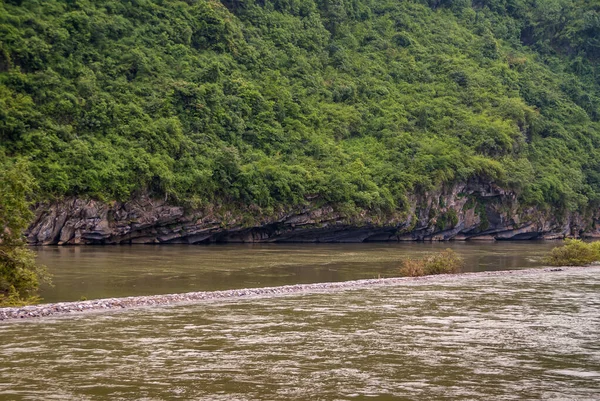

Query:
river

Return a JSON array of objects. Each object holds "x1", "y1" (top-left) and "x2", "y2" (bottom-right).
[
  {"x1": 1, "y1": 242, "x2": 599, "y2": 400},
  {"x1": 36, "y1": 241, "x2": 557, "y2": 302}
]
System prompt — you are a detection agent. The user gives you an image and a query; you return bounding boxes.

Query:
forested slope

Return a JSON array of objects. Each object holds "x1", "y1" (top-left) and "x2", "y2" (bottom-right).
[{"x1": 1, "y1": 0, "x2": 599, "y2": 221}]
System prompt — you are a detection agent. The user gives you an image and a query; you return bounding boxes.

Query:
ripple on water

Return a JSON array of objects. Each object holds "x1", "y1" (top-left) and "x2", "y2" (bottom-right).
[{"x1": 0, "y1": 267, "x2": 599, "y2": 400}]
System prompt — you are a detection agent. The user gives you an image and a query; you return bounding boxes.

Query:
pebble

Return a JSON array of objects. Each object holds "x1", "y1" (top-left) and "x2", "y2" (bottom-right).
[{"x1": 0, "y1": 265, "x2": 596, "y2": 321}]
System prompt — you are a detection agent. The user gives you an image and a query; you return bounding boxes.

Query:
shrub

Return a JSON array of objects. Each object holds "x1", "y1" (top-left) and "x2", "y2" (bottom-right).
[
  {"x1": 2, "y1": 0, "x2": 600, "y2": 215},
  {"x1": 425, "y1": 249, "x2": 465, "y2": 274},
  {"x1": 544, "y1": 239, "x2": 600, "y2": 266},
  {"x1": 399, "y1": 258, "x2": 426, "y2": 277},
  {"x1": 435, "y1": 210, "x2": 459, "y2": 230},
  {"x1": 400, "y1": 249, "x2": 464, "y2": 277},
  {"x1": 0, "y1": 157, "x2": 50, "y2": 306}
]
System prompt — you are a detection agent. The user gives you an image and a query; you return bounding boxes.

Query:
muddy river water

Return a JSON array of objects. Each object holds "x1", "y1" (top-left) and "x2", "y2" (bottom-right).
[
  {"x1": 35, "y1": 242, "x2": 557, "y2": 302},
  {"x1": 1, "y1": 243, "x2": 599, "y2": 399}
]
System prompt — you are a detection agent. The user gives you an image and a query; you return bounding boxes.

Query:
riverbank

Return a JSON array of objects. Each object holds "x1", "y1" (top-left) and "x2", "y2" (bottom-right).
[
  {"x1": 27, "y1": 189, "x2": 600, "y2": 245},
  {"x1": 3, "y1": 265, "x2": 597, "y2": 321}
]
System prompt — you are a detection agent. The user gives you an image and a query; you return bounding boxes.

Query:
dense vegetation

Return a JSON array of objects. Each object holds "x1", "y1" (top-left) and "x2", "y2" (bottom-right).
[
  {"x1": 399, "y1": 248, "x2": 464, "y2": 276},
  {"x1": 1, "y1": 0, "x2": 599, "y2": 217},
  {"x1": 544, "y1": 239, "x2": 600, "y2": 266},
  {"x1": 0, "y1": 154, "x2": 48, "y2": 306}
]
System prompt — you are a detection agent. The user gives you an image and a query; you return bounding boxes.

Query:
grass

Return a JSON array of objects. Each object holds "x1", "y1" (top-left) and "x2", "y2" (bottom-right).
[
  {"x1": 544, "y1": 239, "x2": 600, "y2": 266},
  {"x1": 400, "y1": 249, "x2": 464, "y2": 277}
]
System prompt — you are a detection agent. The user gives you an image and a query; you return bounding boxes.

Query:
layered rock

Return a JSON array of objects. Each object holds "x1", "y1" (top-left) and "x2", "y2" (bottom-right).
[{"x1": 26, "y1": 181, "x2": 600, "y2": 245}]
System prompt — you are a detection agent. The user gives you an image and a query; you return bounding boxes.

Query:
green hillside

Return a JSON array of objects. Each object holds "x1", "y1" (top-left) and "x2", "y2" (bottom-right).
[{"x1": 1, "y1": 0, "x2": 599, "y2": 216}]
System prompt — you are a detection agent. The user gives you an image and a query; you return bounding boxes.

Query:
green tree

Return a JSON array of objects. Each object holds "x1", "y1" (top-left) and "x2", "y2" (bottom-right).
[
  {"x1": 0, "y1": 155, "x2": 49, "y2": 306},
  {"x1": 0, "y1": 0, "x2": 599, "y2": 222}
]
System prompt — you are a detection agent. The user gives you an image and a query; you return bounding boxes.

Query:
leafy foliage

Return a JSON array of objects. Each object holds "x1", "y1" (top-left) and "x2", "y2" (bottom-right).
[
  {"x1": 0, "y1": 154, "x2": 49, "y2": 306},
  {"x1": 0, "y1": 0, "x2": 599, "y2": 216},
  {"x1": 399, "y1": 249, "x2": 464, "y2": 276},
  {"x1": 544, "y1": 239, "x2": 600, "y2": 266}
]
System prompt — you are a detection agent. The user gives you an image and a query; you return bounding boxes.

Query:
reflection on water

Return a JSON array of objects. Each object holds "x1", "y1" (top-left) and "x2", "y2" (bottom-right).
[
  {"x1": 1, "y1": 267, "x2": 599, "y2": 400},
  {"x1": 36, "y1": 242, "x2": 558, "y2": 302}
]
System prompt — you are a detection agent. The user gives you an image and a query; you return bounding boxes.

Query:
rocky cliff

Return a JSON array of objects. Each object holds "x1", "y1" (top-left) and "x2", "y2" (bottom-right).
[{"x1": 26, "y1": 181, "x2": 600, "y2": 245}]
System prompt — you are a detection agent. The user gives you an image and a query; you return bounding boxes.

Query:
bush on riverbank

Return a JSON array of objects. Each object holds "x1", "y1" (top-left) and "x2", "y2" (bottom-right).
[
  {"x1": 544, "y1": 239, "x2": 600, "y2": 266},
  {"x1": 0, "y1": 157, "x2": 49, "y2": 307},
  {"x1": 400, "y1": 249, "x2": 464, "y2": 277}
]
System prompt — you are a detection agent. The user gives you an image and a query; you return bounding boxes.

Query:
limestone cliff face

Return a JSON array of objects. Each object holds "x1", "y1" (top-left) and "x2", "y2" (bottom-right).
[{"x1": 26, "y1": 181, "x2": 600, "y2": 245}]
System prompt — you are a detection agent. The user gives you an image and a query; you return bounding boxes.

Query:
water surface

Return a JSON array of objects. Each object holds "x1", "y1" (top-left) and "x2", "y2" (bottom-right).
[
  {"x1": 1, "y1": 267, "x2": 599, "y2": 400},
  {"x1": 37, "y1": 242, "x2": 558, "y2": 302}
]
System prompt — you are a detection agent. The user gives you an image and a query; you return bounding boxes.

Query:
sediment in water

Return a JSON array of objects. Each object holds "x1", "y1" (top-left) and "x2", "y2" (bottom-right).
[{"x1": 0, "y1": 266, "x2": 596, "y2": 321}]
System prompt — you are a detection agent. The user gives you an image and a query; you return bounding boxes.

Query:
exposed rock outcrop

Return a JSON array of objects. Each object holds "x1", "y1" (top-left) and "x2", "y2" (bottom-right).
[{"x1": 26, "y1": 181, "x2": 600, "y2": 245}]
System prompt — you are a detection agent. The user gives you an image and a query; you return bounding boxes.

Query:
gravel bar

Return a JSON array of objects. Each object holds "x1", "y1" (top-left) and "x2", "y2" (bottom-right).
[{"x1": 1, "y1": 266, "x2": 597, "y2": 321}]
